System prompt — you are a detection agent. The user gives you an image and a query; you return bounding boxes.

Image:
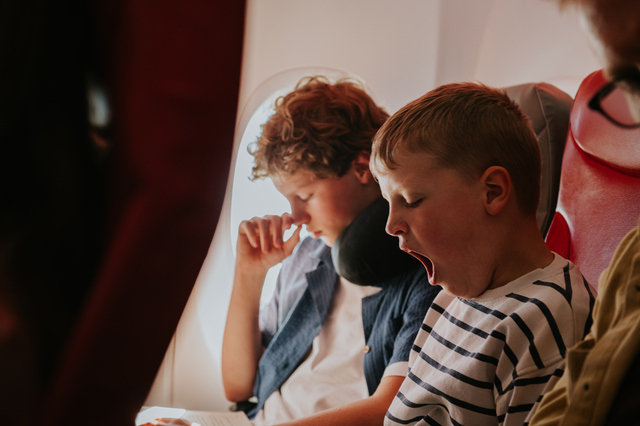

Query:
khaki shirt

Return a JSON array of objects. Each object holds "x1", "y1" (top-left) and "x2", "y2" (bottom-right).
[{"x1": 530, "y1": 218, "x2": 640, "y2": 425}]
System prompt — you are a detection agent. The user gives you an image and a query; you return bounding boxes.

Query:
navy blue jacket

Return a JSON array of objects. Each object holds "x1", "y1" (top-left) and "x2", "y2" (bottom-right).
[{"x1": 249, "y1": 237, "x2": 440, "y2": 418}]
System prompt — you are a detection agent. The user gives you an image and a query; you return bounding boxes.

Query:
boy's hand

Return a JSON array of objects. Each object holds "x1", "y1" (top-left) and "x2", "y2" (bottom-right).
[
  {"x1": 223, "y1": 213, "x2": 301, "y2": 400},
  {"x1": 236, "y1": 213, "x2": 302, "y2": 273}
]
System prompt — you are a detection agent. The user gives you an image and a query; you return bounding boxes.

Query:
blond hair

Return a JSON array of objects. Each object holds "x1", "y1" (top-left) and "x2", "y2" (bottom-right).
[{"x1": 372, "y1": 82, "x2": 541, "y2": 216}]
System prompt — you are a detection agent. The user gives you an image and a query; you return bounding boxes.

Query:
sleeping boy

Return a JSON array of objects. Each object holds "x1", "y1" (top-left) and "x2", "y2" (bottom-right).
[
  {"x1": 370, "y1": 82, "x2": 596, "y2": 426},
  {"x1": 222, "y1": 76, "x2": 440, "y2": 426}
]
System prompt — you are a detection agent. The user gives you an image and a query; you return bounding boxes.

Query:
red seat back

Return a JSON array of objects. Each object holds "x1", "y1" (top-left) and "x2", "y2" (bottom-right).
[
  {"x1": 545, "y1": 70, "x2": 640, "y2": 288},
  {"x1": 33, "y1": 2, "x2": 246, "y2": 425}
]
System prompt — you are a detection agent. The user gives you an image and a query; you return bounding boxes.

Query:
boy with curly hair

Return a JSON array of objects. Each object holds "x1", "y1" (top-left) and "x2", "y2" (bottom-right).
[{"x1": 221, "y1": 76, "x2": 440, "y2": 425}]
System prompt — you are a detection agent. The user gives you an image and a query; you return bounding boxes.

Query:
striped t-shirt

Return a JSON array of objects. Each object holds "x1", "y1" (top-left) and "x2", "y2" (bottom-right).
[{"x1": 385, "y1": 254, "x2": 595, "y2": 426}]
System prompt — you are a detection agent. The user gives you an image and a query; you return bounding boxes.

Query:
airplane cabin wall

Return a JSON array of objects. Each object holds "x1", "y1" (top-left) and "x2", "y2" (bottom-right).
[
  {"x1": 145, "y1": 0, "x2": 600, "y2": 412},
  {"x1": 435, "y1": 0, "x2": 600, "y2": 96}
]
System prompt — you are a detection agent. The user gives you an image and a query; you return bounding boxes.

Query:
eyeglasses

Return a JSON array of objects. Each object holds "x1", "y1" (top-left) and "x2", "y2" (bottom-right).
[{"x1": 588, "y1": 73, "x2": 640, "y2": 128}]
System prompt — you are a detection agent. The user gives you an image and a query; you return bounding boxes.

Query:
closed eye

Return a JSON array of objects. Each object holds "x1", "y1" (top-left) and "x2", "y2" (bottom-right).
[
  {"x1": 298, "y1": 194, "x2": 312, "y2": 202},
  {"x1": 404, "y1": 198, "x2": 423, "y2": 208}
]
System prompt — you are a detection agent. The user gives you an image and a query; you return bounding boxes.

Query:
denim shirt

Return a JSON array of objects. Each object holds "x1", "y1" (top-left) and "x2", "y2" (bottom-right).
[{"x1": 249, "y1": 237, "x2": 439, "y2": 418}]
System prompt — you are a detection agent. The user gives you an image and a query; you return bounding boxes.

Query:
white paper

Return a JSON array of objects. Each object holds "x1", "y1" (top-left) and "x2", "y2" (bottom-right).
[{"x1": 136, "y1": 406, "x2": 252, "y2": 426}]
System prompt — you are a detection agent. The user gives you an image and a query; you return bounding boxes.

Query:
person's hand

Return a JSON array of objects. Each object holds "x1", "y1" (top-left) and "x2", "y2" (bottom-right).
[
  {"x1": 236, "y1": 213, "x2": 302, "y2": 274},
  {"x1": 140, "y1": 418, "x2": 193, "y2": 426}
]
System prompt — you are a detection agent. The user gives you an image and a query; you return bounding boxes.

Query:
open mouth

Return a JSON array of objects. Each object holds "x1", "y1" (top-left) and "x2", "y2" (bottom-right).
[{"x1": 403, "y1": 248, "x2": 435, "y2": 284}]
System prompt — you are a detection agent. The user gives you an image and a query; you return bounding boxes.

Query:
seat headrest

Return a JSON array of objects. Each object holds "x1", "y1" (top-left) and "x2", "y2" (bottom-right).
[
  {"x1": 331, "y1": 197, "x2": 420, "y2": 287},
  {"x1": 502, "y1": 82, "x2": 573, "y2": 236}
]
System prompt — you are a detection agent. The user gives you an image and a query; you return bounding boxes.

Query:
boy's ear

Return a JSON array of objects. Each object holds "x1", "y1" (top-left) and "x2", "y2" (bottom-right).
[
  {"x1": 353, "y1": 151, "x2": 374, "y2": 184},
  {"x1": 481, "y1": 166, "x2": 511, "y2": 215}
]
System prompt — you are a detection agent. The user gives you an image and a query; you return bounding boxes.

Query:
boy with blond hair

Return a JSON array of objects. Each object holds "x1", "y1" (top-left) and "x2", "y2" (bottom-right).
[{"x1": 370, "y1": 82, "x2": 596, "y2": 426}]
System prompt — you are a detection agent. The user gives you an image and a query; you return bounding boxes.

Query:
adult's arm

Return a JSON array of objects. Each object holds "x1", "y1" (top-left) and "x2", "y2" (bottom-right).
[{"x1": 527, "y1": 370, "x2": 569, "y2": 426}]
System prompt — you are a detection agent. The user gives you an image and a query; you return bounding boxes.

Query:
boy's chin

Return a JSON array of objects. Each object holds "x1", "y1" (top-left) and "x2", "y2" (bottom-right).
[{"x1": 319, "y1": 235, "x2": 334, "y2": 247}]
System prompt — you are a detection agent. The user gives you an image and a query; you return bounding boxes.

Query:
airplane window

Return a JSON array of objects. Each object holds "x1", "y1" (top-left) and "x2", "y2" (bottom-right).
[
  {"x1": 146, "y1": 69, "x2": 369, "y2": 410},
  {"x1": 229, "y1": 93, "x2": 309, "y2": 307}
]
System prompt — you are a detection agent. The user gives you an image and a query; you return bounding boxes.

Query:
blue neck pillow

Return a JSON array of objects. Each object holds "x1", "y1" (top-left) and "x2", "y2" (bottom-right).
[{"x1": 331, "y1": 196, "x2": 420, "y2": 287}]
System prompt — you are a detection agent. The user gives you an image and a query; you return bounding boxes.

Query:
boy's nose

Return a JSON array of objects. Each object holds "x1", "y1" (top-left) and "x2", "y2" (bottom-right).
[
  {"x1": 290, "y1": 205, "x2": 310, "y2": 226},
  {"x1": 385, "y1": 210, "x2": 407, "y2": 236}
]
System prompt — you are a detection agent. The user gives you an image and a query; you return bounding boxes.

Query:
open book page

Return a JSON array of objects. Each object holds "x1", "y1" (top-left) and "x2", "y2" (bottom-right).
[
  {"x1": 136, "y1": 406, "x2": 252, "y2": 426},
  {"x1": 183, "y1": 409, "x2": 252, "y2": 426}
]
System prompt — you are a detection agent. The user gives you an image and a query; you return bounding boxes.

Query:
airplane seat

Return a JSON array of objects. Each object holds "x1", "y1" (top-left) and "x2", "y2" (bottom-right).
[
  {"x1": 30, "y1": 2, "x2": 246, "y2": 426},
  {"x1": 545, "y1": 70, "x2": 640, "y2": 289},
  {"x1": 502, "y1": 81, "x2": 574, "y2": 237}
]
